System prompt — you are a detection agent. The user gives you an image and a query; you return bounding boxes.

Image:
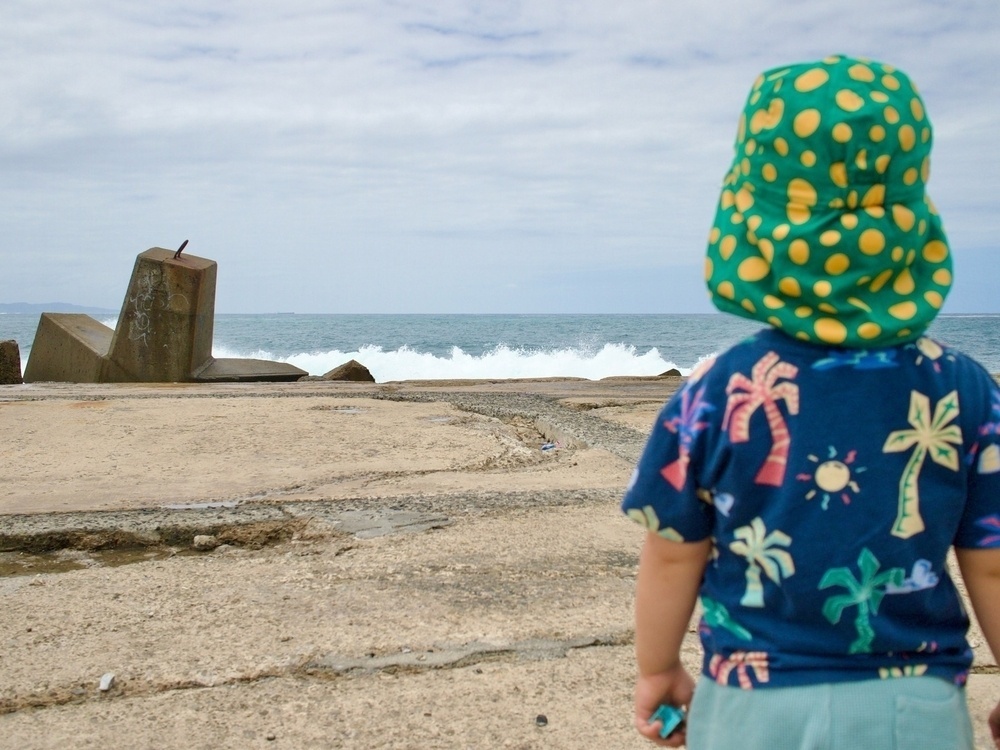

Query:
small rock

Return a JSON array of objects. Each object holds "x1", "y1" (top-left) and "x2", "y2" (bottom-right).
[
  {"x1": 193, "y1": 535, "x2": 219, "y2": 551},
  {"x1": 659, "y1": 367, "x2": 682, "y2": 377},
  {"x1": 535, "y1": 714, "x2": 548, "y2": 727},
  {"x1": 321, "y1": 359, "x2": 375, "y2": 382},
  {"x1": 98, "y1": 673, "x2": 115, "y2": 692},
  {"x1": 265, "y1": 733, "x2": 277, "y2": 741}
]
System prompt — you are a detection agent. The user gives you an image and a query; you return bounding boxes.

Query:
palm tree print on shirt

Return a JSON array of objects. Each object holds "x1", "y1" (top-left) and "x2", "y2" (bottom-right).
[
  {"x1": 882, "y1": 390, "x2": 962, "y2": 539},
  {"x1": 819, "y1": 547, "x2": 905, "y2": 654},
  {"x1": 729, "y1": 517, "x2": 795, "y2": 608},
  {"x1": 723, "y1": 352, "x2": 800, "y2": 486},
  {"x1": 660, "y1": 384, "x2": 714, "y2": 490}
]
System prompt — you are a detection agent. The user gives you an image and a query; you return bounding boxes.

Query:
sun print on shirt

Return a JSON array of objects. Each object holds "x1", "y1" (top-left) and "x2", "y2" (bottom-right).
[{"x1": 797, "y1": 446, "x2": 866, "y2": 509}]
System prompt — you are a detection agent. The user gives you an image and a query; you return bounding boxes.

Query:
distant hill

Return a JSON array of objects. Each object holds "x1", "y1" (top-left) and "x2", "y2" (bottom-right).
[{"x1": 0, "y1": 302, "x2": 117, "y2": 314}]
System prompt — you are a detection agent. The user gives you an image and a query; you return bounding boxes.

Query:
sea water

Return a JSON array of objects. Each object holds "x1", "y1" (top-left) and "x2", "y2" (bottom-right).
[{"x1": 1, "y1": 313, "x2": 998, "y2": 383}]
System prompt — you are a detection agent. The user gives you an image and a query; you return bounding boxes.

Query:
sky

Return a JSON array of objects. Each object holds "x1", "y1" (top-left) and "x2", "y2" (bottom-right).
[{"x1": 1, "y1": 0, "x2": 998, "y2": 314}]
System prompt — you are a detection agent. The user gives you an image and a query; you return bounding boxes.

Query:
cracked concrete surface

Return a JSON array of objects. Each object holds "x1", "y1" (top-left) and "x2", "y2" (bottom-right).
[{"x1": 1, "y1": 379, "x2": 998, "y2": 749}]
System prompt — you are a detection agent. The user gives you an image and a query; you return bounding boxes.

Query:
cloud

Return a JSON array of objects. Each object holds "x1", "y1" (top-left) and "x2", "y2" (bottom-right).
[{"x1": 1, "y1": 0, "x2": 998, "y2": 312}]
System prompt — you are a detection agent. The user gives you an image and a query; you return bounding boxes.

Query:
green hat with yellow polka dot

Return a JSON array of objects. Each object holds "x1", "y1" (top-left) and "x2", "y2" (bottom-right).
[{"x1": 705, "y1": 55, "x2": 952, "y2": 347}]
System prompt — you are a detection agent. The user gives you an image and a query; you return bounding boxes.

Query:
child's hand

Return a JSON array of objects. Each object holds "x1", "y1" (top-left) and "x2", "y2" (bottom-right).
[
  {"x1": 990, "y1": 699, "x2": 1000, "y2": 748},
  {"x1": 634, "y1": 664, "x2": 695, "y2": 747}
]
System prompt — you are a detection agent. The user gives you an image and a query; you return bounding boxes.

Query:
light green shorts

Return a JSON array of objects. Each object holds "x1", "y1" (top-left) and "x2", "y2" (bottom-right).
[{"x1": 686, "y1": 675, "x2": 974, "y2": 750}]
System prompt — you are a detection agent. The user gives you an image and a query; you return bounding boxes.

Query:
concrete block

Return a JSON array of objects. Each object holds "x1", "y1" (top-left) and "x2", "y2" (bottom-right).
[
  {"x1": 23, "y1": 314, "x2": 113, "y2": 383},
  {"x1": 0, "y1": 339, "x2": 23, "y2": 384},
  {"x1": 106, "y1": 249, "x2": 217, "y2": 382}
]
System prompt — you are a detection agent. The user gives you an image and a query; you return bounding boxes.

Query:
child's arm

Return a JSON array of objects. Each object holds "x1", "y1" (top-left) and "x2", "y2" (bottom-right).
[
  {"x1": 634, "y1": 531, "x2": 712, "y2": 747},
  {"x1": 955, "y1": 547, "x2": 1000, "y2": 747}
]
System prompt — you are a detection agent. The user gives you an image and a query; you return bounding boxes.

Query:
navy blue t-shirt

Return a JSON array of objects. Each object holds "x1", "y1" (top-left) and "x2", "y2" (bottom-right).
[{"x1": 622, "y1": 328, "x2": 1000, "y2": 689}]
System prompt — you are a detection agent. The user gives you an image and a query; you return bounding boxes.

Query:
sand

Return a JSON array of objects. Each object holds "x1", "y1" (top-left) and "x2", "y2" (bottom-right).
[{"x1": 0, "y1": 378, "x2": 997, "y2": 749}]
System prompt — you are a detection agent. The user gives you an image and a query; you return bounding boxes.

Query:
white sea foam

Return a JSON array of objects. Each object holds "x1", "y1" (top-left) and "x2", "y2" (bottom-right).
[{"x1": 212, "y1": 343, "x2": 689, "y2": 383}]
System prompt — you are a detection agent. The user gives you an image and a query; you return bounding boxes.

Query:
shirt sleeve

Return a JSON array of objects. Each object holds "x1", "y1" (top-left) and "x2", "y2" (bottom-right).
[
  {"x1": 954, "y1": 369, "x2": 1000, "y2": 549},
  {"x1": 620, "y1": 373, "x2": 719, "y2": 542}
]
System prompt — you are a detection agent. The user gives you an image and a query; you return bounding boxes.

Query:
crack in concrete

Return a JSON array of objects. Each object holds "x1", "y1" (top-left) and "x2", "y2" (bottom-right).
[{"x1": 0, "y1": 632, "x2": 632, "y2": 716}]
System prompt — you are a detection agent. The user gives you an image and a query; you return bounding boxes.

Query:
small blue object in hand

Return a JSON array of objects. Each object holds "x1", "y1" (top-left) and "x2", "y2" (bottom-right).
[{"x1": 649, "y1": 704, "x2": 685, "y2": 738}]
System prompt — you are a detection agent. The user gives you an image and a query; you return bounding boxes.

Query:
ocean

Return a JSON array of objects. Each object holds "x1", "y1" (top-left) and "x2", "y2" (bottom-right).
[{"x1": 2, "y1": 313, "x2": 999, "y2": 382}]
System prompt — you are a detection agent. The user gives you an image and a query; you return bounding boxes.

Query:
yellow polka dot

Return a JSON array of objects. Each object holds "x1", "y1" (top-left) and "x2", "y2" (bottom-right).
[
  {"x1": 897, "y1": 328, "x2": 912, "y2": 339},
  {"x1": 832, "y1": 123, "x2": 852, "y2": 142},
  {"x1": 847, "y1": 191, "x2": 858, "y2": 209},
  {"x1": 848, "y1": 297, "x2": 872, "y2": 312},
  {"x1": 889, "y1": 301, "x2": 918, "y2": 320},
  {"x1": 764, "y1": 295, "x2": 785, "y2": 309},
  {"x1": 789, "y1": 239, "x2": 809, "y2": 264},
  {"x1": 801, "y1": 150, "x2": 817, "y2": 167},
  {"x1": 735, "y1": 188, "x2": 754, "y2": 213},
  {"x1": 870, "y1": 125, "x2": 886, "y2": 142},
  {"x1": 911, "y1": 98, "x2": 925, "y2": 121},
  {"x1": 870, "y1": 91, "x2": 890, "y2": 103},
  {"x1": 758, "y1": 238, "x2": 775, "y2": 263},
  {"x1": 848, "y1": 64, "x2": 875, "y2": 82},
  {"x1": 795, "y1": 68, "x2": 830, "y2": 91},
  {"x1": 923, "y1": 240, "x2": 949, "y2": 263},
  {"x1": 870, "y1": 269, "x2": 893, "y2": 292},
  {"x1": 794, "y1": 109, "x2": 821, "y2": 138},
  {"x1": 717, "y1": 281, "x2": 735, "y2": 299},
  {"x1": 903, "y1": 168, "x2": 919, "y2": 186},
  {"x1": 894, "y1": 268, "x2": 916, "y2": 295},
  {"x1": 738, "y1": 257, "x2": 770, "y2": 282},
  {"x1": 720, "y1": 235, "x2": 737, "y2": 260},
  {"x1": 767, "y1": 316, "x2": 783, "y2": 327},
  {"x1": 856, "y1": 149, "x2": 868, "y2": 170},
  {"x1": 836, "y1": 89, "x2": 865, "y2": 112},
  {"x1": 841, "y1": 214, "x2": 859, "y2": 230},
  {"x1": 704, "y1": 257, "x2": 714, "y2": 280},
  {"x1": 825, "y1": 253, "x2": 850, "y2": 275},
  {"x1": 891, "y1": 246, "x2": 904, "y2": 262},
  {"x1": 925, "y1": 291, "x2": 944, "y2": 309},
  {"x1": 875, "y1": 154, "x2": 891, "y2": 174},
  {"x1": 898, "y1": 125, "x2": 916, "y2": 152},
  {"x1": 721, "y1": 190, "x2": 735, "y2": 209},
  {"x1": 819, "y1": 303, "x2": 838, "y2": 314},
  {"x1": 774, "y1": 137, "x2": 789, "y2": 157},
  {"x1": 907, "y1": 248, "x2": 917, "y2": 265},
  {"x1": 882, "y1": 75, "x2": 901, "y2": 91},
  {"x1": 857, "y1": 322, "x2": 882, "y2": 340},
  {"x1": 788, "y1": 178, "x2": 818, "y2": 206},
  {"x1": 741, "y1": 158, "x2": 752, "y2": 175},
  {"x1": 787, "y1": 204, "x2": 811, "y2": 225},
  {"x1": 865, "y1": 206, "x2": 886, "y2": 219},
  {"x1": 744, "y1": 138, "x2": 757, "y2": 155},
  {"x1": 796, "y1": 331, "x2": 811, "y2": 341},
  {"x1": 709, "y1": 227, "x2": 721, "y2": 244},
  {"x1": 815, "y1": 318, "x2": 848, "y2": 344},
  {"x1": 884, "y1": 106, "x2": 900, "y2": 124},
  {"x1": 779, "y1": 277, "x2": 802, "y2": 297},
  {"x1": 829, "y1": 198, "x2": 845, "y2": 209},
  {"x1": 814, "y1": 280, "x2": 832, "y2": 297},
  {"x1": 737, "y1": 114, "x2": 747, "y2": 143},
  {"x1": 921, "y1": 156, "x2": 930, "y2": 183},
  {"x1": 918, "y1": 219, "x2": 927, "y2": 234},
  {"x1": 795, "y1": 305, "x2": 813, "y2": 318},
  {"x1": 862, "y1": 184, "x2": 885, "y2": 207},
  {"x1": 892, "y1": 205, "x2": 915, "y2": 232},
  {"x1": 830, "y1": 162, "x2": 848, "y2": 188},
  {"x1": 772, "y1": 224, "x2": 790, "y2": 241},
  {"x1": 762, "y1": 163, "x2": 778, "y2": 182},
  {"x1": 741, "y1": 299, "x2": 757, "y2": 314},
  {"x1": 859, "y1": 229, "x2": 886, "y2": 255},
  {"x1": 731, "y1": 212, "x2": 745, "y2": 225},
  {"x1": 820, "y1": 230, "x2": 841, "y2": 246},
  {"x1": 921, "y1": 127, "x2": 931, "y2": 143},
  {"x1": 933, "y1": 268, "x2": 952, "y2": 286},
  {"x1": 749, "y1": 98, "x2": 785, "y2": 133},
  {"x1": 747, "y1": 215, "x2": 763, "y2": 231}
]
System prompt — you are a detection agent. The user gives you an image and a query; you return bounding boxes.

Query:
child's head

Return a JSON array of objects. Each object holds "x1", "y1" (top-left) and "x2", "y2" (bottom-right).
[{"x1": 704, "y1": 55, "x2": 951, "y2": 347}]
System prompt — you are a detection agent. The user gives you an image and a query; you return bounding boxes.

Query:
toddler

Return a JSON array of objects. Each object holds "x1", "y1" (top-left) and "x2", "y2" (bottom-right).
[{"x1": 622, "y1": 55, "x2": 1000, "y2": 749}]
